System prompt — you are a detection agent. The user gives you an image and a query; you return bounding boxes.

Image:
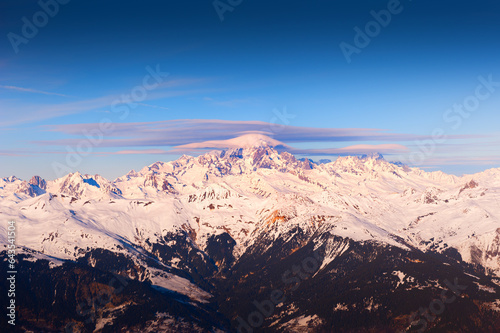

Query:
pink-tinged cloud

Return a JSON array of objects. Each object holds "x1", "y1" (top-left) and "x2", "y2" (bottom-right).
[
  {"x1": 113, "y1": 149, "x2": 170, "y2": 155},
  {"x1": 290, "y1": 144, "x2": 410, "y2": 156},
  {"x1": 0, "y1": 151, "x2": 25, "y2": 156},
  {"x1": 168, "y1": 134, "x2": 408, "y2": 156},
  {"x1": 173, "y1": 133, "x2": 290, "y2": 150},
  {"x1": 36, "y1": 119, "x2": 487, "y2": 151}
]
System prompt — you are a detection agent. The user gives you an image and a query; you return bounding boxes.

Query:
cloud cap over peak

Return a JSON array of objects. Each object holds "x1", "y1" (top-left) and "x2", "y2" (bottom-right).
[{"x1": 173, "y1": 133, "x2": 290, "y2": 151}]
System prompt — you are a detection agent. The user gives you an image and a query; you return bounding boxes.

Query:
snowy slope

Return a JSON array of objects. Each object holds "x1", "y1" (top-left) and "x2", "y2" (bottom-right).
[{"x1": 1, "y1": 140, "x2": 500, "y2": 280}]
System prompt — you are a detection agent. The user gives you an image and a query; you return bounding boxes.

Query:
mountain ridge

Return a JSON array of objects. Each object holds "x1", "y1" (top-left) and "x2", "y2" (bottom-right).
[
  {"x1": 5, "y1": 146, "x2": 497, "y2": 195},
  {"x1": 1, "y1": 146, "x2": 500, "y2": 331}
]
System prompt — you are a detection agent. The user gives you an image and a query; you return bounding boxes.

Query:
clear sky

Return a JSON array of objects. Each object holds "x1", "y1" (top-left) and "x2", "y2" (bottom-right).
[{"x1": 1, "y1": 0, "x2": 499, "y2": 180}]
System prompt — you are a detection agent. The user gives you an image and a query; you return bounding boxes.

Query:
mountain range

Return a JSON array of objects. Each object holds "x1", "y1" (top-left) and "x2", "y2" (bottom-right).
[{"x1": 1, "y1": 138, "x2": 500, "y2": 332}]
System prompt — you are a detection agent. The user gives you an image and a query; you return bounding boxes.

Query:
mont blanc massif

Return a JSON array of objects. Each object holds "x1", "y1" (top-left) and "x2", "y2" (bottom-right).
[{"x1": 2, "y1": 135, "x2": 500, "y2": 332}]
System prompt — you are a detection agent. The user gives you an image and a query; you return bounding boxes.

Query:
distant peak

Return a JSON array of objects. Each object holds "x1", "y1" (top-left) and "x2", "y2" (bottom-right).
[
  {"x1": 29, "y1": 175, "x2": 47, "y2": 190},
  {"x1": 6, "y1": 176, "x2": 18, "y2": 182},
  {"x1": 360, "y1": 153, "x2": 384, "y2": 160},
  {"x1": 149, "y1": 161, "x2": 165, "y2": 170}
]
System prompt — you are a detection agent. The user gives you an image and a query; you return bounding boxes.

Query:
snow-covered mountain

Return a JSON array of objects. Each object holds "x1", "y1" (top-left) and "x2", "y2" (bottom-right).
[{"x1": 1, "y1": 142, "x2": 500, "y2": 332}]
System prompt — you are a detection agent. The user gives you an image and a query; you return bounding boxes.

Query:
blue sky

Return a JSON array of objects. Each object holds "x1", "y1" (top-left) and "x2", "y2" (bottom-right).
[{"x1": 1, "y1": 0, "x2": 500, "y2": 180}]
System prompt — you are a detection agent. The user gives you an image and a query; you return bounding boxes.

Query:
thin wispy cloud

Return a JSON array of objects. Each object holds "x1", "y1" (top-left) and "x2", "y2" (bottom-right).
[
  {"x1": 4, "y1": 117, "x2": 495, "y2": 172},
  {"x1": 38, "y1": 119, "x2": 486, "y2": 148},
  {"x1": 136, "y1": 103, "x2": 169, "y2": 110},
  {"x1": 170, "y1": 135, "x2": 409, "y2": 156},
  {"x1": 0, "y1": 85, "x2": 71, "y2": 98},
  {"x1": 0, "y1": 95, "x2": 116, "y2": 127},
  {"x1": 0, "y1": 151, "x2": 25, "y2": 156},
  {"x1": 203, "y1": 97, "x2": 252, "y2": 107},
  {"x1": 113, "y1": 149, "x2": 170, "y2": 155},
  {"x1": 0, "y1": 95, "x2": 113, "y2": 127},
  {"x1": 418, "y1": 156, "x2": 500, "y2": 166},
  {"x1": 290, "y1": 144, "x2": 409, "y2": 156},
  {"x1": 31, "y1": 119, "x2": 495, "y2": 161},
  {"x1": 37, "y1": 119, "x2": 414, "y2": 148},
  {"x1": 0, "y1": 79, "x2": 208, "y2": 127}
]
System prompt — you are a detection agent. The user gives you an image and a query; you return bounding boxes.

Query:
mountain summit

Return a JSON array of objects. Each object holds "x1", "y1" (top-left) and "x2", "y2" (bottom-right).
[
  {"x1": 1, "y1": 146, "x2": 500, "y2": 332},
  {"x1": 360, "y1": 152, "x2": 384, "y2": 160}
]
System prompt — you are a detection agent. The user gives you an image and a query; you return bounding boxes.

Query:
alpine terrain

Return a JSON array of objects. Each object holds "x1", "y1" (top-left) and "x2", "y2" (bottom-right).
[{"x1": 2, "y1": 135, "x2": 500, "y2": 332}]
